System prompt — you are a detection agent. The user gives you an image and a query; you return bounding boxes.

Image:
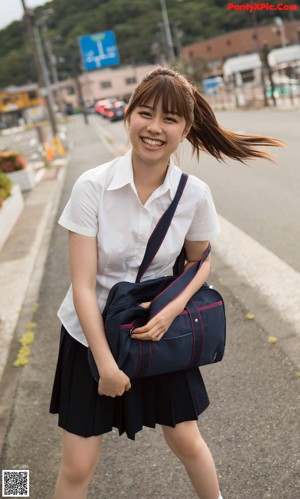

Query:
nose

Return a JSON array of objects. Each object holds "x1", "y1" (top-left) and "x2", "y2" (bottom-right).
[{"x1": 146, "y1": 117, "x2": 162, "y2": 134}]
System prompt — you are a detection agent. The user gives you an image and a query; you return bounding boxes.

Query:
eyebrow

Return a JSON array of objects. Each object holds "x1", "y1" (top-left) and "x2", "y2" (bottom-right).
[{"x1": 138, "y1": 104, "x2": 180, "y2": 115}]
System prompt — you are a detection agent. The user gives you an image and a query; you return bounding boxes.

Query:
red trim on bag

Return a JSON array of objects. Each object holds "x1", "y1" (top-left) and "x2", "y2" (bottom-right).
[
  {"x1": 198, "y1": 301, "x2": 223, "y2": 311},
  {"x1": 180, "y1": 300, "x2": 223, "y2": 316},
  {"x1": 197, "y1": 309, "x2": 205, "y2": 365},
  {"x1": 152, "y1": 261, "x2": 198, "y2": 305},
  {"x1": 149, "y1": 247, "x2": 212, "y2": 318},
  {"x1": 150, "y1": 274, "x2": 193, "y2": 318},
  {"x1": 120, "y1": 318, "x2": 148, "y2": 330},
  {"x1": 187, "y1": 308, "x2": 196, "y2": 366},
  {"x1": 120, "y1": 320, "x2": 137, "y2": 329}
]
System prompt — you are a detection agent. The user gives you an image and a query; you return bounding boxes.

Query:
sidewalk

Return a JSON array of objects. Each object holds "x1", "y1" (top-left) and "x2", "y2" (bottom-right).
[
  {"x1": 0, "y1": 115, "x2": 112, "y2": 456},
  {"x1": 0, "y1": 115, "x2": 300, "y2": 498},
  {"x1": 0, "y1": 152, "x2": 68, "y2": 384}
]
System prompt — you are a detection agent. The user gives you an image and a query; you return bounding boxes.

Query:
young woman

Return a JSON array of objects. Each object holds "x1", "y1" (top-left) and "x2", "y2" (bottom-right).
[{"x1": 50, "y1": 66, "x2": 282, "y2": 499}]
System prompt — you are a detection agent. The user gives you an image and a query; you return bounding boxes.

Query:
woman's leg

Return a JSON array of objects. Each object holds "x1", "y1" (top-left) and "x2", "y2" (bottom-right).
[
  {"x1": 162, "y1": 421, "x2": 220, "y2": 499},
  {"x1": 54, "y1": 430, "x2": 103, "y2": 499}
]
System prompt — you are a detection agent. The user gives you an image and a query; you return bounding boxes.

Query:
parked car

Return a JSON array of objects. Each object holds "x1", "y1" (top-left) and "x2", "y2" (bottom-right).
[
  {"x1": 105, "y1": 100, "x2": 127, "y2": 121},
  {"x1": 94, "y1": 98, "x2": 116, "y2": 116}
]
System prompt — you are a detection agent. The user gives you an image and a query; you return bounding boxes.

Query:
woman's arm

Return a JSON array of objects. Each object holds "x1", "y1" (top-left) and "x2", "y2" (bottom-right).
[
  {"x1": 131, "y1": 240, "x2": 210, "y2": 341},
  {"x1": 69, "y1": 231, "x2": 131, "y2": 396}
]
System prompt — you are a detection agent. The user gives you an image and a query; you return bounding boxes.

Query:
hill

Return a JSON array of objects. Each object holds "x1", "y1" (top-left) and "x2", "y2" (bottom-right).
[{"x1": 0, "y1": 0, "x2": 298, "y2": 87}]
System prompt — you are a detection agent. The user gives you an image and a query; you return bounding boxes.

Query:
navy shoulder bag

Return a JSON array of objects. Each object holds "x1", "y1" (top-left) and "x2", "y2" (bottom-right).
[{"x1": 88, "y1": 173, "x2": 226, "y2": 381}]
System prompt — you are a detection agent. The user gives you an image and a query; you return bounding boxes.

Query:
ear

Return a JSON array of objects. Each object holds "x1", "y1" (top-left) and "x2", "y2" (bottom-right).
[{"x1": 181, "y1": 125, "x2": 191, "y2": 142}]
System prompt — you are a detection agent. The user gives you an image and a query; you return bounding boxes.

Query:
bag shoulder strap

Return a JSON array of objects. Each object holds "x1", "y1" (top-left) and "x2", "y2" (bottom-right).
[
  {"x1": 136, "y1": 173, "x2": 188, "y2": 283},
  {"x1": 149, "y1": 242, "x2": 211, "y2": 319},
  {"x1": 135, "y1": 171, "x2": 212, "y2": 318}
]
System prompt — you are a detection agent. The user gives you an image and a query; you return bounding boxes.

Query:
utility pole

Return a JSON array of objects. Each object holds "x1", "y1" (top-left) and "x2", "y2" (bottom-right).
[
  {"x1": 159, "y1": 0, "x2": 175, "y2": 62},
  {"x1": 274, "y1": 17, "x2": 287, "y2": 48},
  {"x1": 40, "y1": 18, "x2": 65, "y2": 116},
  {"x1": 262, "y1": 42, "x2": 277, "y2": 107},
  {"x1": 250, "y1": 3, "x2": 268, "y2": 107},
  {"x1": 21, "y1": 0, "x2": 58, "y2": 137},
  {"x1": 173, "y1": 21, "x2": 183, "y2": 58}
]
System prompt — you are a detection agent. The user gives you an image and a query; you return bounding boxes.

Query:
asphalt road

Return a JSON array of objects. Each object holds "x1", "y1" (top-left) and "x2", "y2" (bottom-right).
[
  {"x1": 100, "y1": 109, "x2": 300, "y2": 272},
  {"x1": 1, "y1": 115, "x2": 300, "y2": 498}
]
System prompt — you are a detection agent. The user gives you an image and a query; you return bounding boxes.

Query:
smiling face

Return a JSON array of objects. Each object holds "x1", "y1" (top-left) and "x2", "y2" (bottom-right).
[
  {"x1": 125, "y1": 70, "x2": 195, "y2": 171},
  {"x1": 127, "y1": 98, "x2": 190, "y2": 169}
]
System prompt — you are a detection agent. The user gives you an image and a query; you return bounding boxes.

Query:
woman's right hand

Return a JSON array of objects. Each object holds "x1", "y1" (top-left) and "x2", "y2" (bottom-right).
[{"x1": 98, "y1": 367, "x2": 131, "y2": 398}]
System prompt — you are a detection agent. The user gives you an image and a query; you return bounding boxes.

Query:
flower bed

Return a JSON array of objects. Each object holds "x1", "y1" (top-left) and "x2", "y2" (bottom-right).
[
  {"x1": 6, "y1": 167, "x2": 36, "y2": 191},
  {"x1": 0, "y1": 171, "x2": 12, "y2": 207},
  {"x1": 0, "y1": 185, "x2": 24, "y2": 250},
  {"x1": 0, "y1": 151, "x2": 35, "y2": 192}
]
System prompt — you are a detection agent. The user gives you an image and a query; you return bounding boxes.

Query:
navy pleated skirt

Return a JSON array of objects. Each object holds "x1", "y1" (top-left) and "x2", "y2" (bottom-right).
[{"x1": 50, "y1": 326, "x2": 210, "y2": 440}]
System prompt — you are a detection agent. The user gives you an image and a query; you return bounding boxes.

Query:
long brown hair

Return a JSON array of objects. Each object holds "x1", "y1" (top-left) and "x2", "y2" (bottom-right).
[{"x1": 125, "y1": 66, "x2": 284, "y2": 162}]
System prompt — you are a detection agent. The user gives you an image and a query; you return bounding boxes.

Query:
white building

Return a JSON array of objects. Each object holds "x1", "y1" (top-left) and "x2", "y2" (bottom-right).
[
  {"x1": 268, "y1": 44, "x2": 300, "y2": 69},
  {"x1": 223, "y1": 53, "x2": 262, "y2": 86}
]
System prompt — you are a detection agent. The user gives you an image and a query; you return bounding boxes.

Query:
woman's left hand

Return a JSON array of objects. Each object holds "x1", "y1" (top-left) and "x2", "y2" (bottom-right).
[{"x1": 130, "y1": 300, "x2": 183, "y2": 341}]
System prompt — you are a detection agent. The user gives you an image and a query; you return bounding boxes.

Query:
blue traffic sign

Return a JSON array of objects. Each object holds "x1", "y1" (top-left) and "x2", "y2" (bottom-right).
[{"x1": 78, "y1": 31, "x2": 120, "y2": 71}]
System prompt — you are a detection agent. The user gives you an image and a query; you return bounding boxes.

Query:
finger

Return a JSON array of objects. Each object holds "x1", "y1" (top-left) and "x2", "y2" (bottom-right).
[
  {"x1": 139, "y1": 301, "x2": 151, "y2": 309},
  {"x1": 132, "y1": 329, "x2": 162, "y2": 341},
  {"x1": 131, "y1": 332, "x2": 151, "y2": 341},
  {"x1": 133, "y1": 318, "x2": 155, "y2": 334},
  {"x1": 132, "y1": 325, "x2": 149, "y2": 334}
]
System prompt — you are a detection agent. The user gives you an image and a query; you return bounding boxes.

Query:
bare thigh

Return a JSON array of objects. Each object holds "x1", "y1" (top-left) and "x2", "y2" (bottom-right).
[{"x1": 60, "y1": 430, "x2": 103, "y2": 479}]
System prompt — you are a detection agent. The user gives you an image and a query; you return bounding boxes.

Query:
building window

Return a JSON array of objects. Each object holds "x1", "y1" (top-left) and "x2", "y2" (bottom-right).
[
  {"x1": 226, "y1": 39, "x2": 231, "y2": 46},
  {"x1": 100, "y1": 81, "x2": 112, "y2": 89},
  {"x1": 28, "y1": 90, "x2": 37, "y2": 100},
  {"x1": 252, "y1": 33, "x2": 257, "y2": 40},
  {"x1": 67, "y1": 86, "x2": 75, "y2": 95},
  {"x1": 207, "y1": 45, "x2": 212, "y2": 52},
  {"x1": 241, "y1": 70, "x2": 255, "y2": 83},
  {"x1": 125, "y1": 77, "x2": 136, "y2": 85}
]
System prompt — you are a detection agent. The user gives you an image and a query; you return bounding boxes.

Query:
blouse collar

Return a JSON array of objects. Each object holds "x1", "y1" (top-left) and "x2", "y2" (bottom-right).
[{"x1": 107, "y1": 149, "x2": 179, "y2": 201}]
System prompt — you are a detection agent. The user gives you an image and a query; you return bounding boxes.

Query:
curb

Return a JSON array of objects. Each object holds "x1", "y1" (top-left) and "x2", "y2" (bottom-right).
[{"x1": 0, "y1": 159, "x2": 69, "y2": 457}]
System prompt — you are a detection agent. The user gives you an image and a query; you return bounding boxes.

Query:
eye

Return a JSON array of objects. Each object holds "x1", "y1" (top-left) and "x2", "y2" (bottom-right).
[
  {"x1": 165, "y1": 115, "x2": 177, "y2": 123},
  {"x1": 139, "y1": 110, "x2": 152, "y2": 118}
]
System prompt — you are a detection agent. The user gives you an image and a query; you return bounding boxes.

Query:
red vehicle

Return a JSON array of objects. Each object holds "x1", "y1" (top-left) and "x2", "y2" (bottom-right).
[
  {"x1": 94, "y1": 99, "x2": 115, "y2": 116},
  {"x1": 104, "y1": 101, "x2": 127, "y2": 121}
]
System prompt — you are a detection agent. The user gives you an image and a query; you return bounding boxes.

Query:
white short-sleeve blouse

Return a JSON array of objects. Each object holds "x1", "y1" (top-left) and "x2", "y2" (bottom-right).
[{"x1": 58, "y1": 149, "x2": 220, "y2": 346}]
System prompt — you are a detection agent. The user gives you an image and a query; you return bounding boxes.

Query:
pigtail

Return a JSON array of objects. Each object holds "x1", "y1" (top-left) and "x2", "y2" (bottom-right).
[{"x1": 187, "y1": 89, "x2": 284, "y2": 163}]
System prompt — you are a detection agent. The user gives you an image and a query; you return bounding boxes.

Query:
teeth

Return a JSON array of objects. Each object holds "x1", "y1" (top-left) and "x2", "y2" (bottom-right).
[{"x1": 142, "y1": 138, "x2": 164, "y2": 146}]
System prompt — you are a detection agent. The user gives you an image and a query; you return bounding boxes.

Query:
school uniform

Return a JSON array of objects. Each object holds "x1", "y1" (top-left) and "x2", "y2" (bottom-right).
[{"x1": 50, "y1": 149, "x2": 220, "y2": 440}]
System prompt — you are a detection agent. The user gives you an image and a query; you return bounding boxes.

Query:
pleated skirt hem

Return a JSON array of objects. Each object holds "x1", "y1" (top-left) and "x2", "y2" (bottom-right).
[{"x1": 50, "y1": 326, "x2": 210, "y2": 440}]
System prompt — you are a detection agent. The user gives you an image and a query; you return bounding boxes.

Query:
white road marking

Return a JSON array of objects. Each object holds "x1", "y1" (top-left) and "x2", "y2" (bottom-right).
[
  {"x1": 214, "y1": 215, "x2": 300, "y2": 336},
  {"x1": 92, "y1": 120, "x2": 300, "y2": 339}
]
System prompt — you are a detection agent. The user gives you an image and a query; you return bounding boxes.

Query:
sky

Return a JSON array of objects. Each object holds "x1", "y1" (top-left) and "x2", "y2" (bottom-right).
[{"x1": 0, "y1": 0, "x2": 48, "y2": 30}]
